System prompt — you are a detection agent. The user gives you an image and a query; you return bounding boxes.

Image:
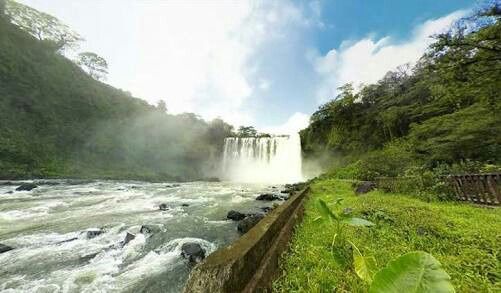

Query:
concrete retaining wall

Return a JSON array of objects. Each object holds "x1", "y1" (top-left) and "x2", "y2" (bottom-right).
[{"x1": 184, "y1": 187, "x2": 309, "y2": 293}]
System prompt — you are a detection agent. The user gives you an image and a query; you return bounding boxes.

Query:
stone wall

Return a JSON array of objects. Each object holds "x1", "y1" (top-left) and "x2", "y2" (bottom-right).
[{"x1": 184, "y1": 187, "x2": 309, "y2": 293}]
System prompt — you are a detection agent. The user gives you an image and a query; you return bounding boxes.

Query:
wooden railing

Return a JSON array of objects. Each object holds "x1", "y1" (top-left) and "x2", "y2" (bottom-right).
[
  {"x1": 375, "y1": 173, "x2": 501, "y2": 205},
  {"x1": 446, "y1": 173, "x2": 501, "y2": 205}
]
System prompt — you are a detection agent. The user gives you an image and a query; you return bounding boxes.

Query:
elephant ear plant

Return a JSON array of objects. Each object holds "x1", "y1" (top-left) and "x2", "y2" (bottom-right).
[
  {"x1": 314, "y1": 198, "x2": 375, "y2": 269},
  {"x1": 315, "y1": 198, "x2": 455, "y2": 293}
]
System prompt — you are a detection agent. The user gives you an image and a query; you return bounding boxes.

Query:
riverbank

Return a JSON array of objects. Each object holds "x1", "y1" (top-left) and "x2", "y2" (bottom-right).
[{"x1": 273, "y1": 179, "x2": 501, "y2": 292}]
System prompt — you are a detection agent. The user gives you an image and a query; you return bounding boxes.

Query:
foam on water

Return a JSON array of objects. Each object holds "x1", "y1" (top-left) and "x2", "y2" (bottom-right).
[{"x1": 0, "y1": 180, "x2": 275, "y2": 292}]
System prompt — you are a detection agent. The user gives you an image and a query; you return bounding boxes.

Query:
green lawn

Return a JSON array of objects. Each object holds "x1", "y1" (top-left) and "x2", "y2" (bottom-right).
[{"x1": 273, "y1": 179, "x2": 501, "y2": 292}]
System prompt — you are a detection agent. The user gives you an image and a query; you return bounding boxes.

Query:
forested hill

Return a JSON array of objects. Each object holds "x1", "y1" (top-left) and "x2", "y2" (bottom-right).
[
  {"x1": 301, "y1": 6, "x2": 501, "y2": 180},
  {"x1": 0, "y1": 14, "x2": 233, "y2": 181}
]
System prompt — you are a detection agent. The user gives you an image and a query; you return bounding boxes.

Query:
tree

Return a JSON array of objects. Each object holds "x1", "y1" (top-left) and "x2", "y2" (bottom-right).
[
  {"x1": 77, "y1": 52, "x2": 108, "y2": 81},
  {"x1": 237, "y1": 126, "x2": 257, "y2": 137},
  {"x1": 156, "y1": 100, "x2": 167, "y2": 113},
  {"x1": 5, "y1": 0, "x2": 82, "y2": 52}
]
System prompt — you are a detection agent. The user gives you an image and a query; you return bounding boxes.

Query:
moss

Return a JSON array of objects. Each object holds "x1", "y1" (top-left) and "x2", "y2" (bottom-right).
[{"x1": 274, "y1": 179, "x2": 501, "y2": 292}]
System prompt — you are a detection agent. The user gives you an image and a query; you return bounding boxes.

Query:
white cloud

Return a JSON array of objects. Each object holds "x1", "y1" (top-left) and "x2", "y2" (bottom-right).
[
  {"x1": 262, "y1": 112, "x2": 310, "y2": 135},
  {"x1": 314, "y1": 10, "x2": 466, "y2": 102}
]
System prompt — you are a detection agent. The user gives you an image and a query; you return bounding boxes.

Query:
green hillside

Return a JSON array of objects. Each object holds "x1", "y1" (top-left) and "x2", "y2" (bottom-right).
[
  {"x1": 0, "y1": 15, "x2": 232, "y2": 181},
  {"x1": 301, "y1": 7, "x2": 501, "y2": 183}
]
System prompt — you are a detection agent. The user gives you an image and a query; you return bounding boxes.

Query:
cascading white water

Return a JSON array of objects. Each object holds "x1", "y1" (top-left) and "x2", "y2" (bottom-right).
[{"x1": 222, "y1": 134, "x2": 303, "y2": 183}]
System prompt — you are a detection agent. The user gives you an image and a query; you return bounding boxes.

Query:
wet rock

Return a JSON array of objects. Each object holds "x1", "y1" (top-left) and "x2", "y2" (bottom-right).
[
  {"x1": 280, "y1": 190, "x2": 291, "y2": 194},
  {"x1": 256, "y1": 193, "x2": 282, "y2": 201},
  {"x1": 172, "y1": 184, "x2": 181, "y2": 187},
  {"x1": 15, "y1": 183, "x2": 38, "y2": 191},
  {"x1": 181, "y1": 203, "x2": 190, "y2": 207},
  {"x1": 6, "y1": 191, "x2": 14, "y2": 194},
  {"x1": 226, "y1": 210, "x2": 247, "y2": 221},
  {"x1": 140, "y1": 224, "x2": 161, "y2": 235},
  {"x1": 237, "y1": 214, "x2": 264, "y2": 234},
  {"x1": 260, "y1": 207, "x2": 273, "y2": 213},
  {"x1": 57, "y1": 237, "x2": 78, "y2": 244},
  {"x1": 0, "y1": 244, "x2": 13, "y2": 254},
  {"x1": 121, "y1": 232, "x2": 136, "y2": 247},
  {"x1": 85, "y1": 228, "x2": 104, "y2": 239},
  {"x1": 79, "y1": 252, "x2": 100, "y2": 263},
  {"x1": 355, "y1": 181, "x2": 376, "y2": 194},
  {"x1": 181, "y1": 243, "x2": 206, "y2": 263},
  {"x1": 159, "y1": 203, "x2": 170, "y2": 211}
]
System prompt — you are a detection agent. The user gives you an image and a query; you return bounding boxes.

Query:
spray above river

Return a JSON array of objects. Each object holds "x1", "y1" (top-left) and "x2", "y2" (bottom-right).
[{"x1": 222, "y1": 134, "x2": 303, "y2": 183}]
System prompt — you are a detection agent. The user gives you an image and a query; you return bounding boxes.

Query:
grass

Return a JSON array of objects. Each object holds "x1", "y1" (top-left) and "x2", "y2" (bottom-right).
[{"x1": 273, "y1": 178, "x2": 501, "y2": 292}]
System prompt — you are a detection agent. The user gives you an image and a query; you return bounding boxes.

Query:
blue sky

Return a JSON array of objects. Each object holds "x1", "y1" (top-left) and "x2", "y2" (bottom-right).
[{"x1": 18, "y1": 0, "x2": 476, "y2": 133}]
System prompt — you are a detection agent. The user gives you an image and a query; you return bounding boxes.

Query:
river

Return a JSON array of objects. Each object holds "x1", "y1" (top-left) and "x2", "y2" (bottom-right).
[{"x1": 0, "y1": 180, "x2": 280, "y2": 292}]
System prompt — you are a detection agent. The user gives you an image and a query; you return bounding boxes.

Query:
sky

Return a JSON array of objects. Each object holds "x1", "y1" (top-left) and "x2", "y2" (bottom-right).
[{"x1": 17, "y1": 0, "x2": 476, "y2": 134}]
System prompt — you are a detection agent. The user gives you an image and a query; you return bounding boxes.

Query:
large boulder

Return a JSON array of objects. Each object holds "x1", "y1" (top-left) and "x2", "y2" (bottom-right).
[
  {"x1": 0, "y1": 244, "x2": 13, "y2": 254},
  {"x1": 181, "y1": 243, "x2": 206, "y2": 263},
  {"x1": 15, "y1": 183, "x2": 38, "y2": 191},
  {"x1": 355, "y1": 181, "x2": 376, "y2": 194},
  {"x1": 226, "y1": 210, "x2": 247, "y2": 221},
  {"x1": 237, "y1": 214, "x2": 264, "y2": 234},
  {"x1": 256, "y1": 193, "x2": 282, "y2": 201}
]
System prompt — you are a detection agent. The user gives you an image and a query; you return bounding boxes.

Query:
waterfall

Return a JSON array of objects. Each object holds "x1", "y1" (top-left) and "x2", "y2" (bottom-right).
[{"x1": 222, "y1": 134, "x2": 303, "y2": 183}]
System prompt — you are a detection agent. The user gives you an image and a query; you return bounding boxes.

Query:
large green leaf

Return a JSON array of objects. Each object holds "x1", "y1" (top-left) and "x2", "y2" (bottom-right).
[
  {"x1": 341, "y1": 217, "x2": 375, "y2": 227},
  {"x1": 349, "y1": 241, "x2": 377, "y2": 283},
  {"x1": 369, "y1": 251, "x2": 455, "y2": 293},
  {"x1": 317, "y1": 199, "x2": 338, "y2": 221}
]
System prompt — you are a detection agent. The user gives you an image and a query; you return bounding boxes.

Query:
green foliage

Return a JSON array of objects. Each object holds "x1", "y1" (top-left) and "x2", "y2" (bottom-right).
[
  {"x1": 0, "y1": 17, "x2": 234, "y2": 181},
  {"x1": 236, "y1": 126, "x2": 257, "y2": 137},
  {"x1": 300, "y1": 7, "x2": 501, "y2": 186},
  {"x1": 5, "y1": 0, "x2": 82, "y2": 52},
  {"x1": 274, "y1": 179, "x2": 501, "y2": 292},
  {"x1": 76, "y1": 51, "x2": 108, "y2": 80},
  {"x1": 369, "y1": 252, "x2": 455, "y2": 293},
  {"x1": 350, "y1": 241, "x2": 377, "y2": 283}
]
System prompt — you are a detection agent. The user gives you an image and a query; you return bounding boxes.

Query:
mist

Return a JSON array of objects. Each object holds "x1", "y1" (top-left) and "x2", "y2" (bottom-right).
[{"x1": 71, "y1": 108, "x2": 233, "y2": 182}]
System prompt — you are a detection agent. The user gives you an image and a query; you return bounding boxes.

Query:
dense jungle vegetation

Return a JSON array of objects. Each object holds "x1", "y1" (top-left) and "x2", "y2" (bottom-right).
[
  {"x1": 301, "y1": 6, "x2": 501, "y2": 188},
  {"x1": 0, "y1": 2, "x2": 234, "y2": 181}
]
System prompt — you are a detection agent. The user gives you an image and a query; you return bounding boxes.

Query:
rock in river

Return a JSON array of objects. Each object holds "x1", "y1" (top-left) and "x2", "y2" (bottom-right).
[
  {"x1": 85, "y1": 228, "x2": 104, "y2": 239},
  {"x1": 15, "y1": 183, "x2": 38, "y2": 191},
  {"x1": 159, "y1": 203, "x2": 170, "y2": 211},
  {"x1": 140, "y1": 224, "x2": 161, "y2": 235},
  {"x1": 121, "y1": 232, "x2": 136, "y2": 247},
  {"x1": 0, "y1": 244, "x2": 13, "y2": 254},
  {"x1": 256, "y1": 193, "x2": 282, "y2": 201},
  {"x1": 237, "y1": 214, "x2": 264, "y2": 234},
  {"x1": 181, "y1": 243, "x2": 206, "y2": 263},
  {"x1": 226, "y1": 210, "x2": 247, "y2": 221}
]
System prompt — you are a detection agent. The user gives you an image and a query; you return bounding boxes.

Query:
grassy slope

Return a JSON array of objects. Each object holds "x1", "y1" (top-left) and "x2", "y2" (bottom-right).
[{"x1": 274, "y1": 179, "x2": 501, "y2": 292}]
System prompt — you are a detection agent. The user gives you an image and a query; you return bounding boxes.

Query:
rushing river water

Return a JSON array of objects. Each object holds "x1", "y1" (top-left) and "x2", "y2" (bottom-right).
[{"x1": 0, "y1": 180, "x2": 279, "y2": 293}]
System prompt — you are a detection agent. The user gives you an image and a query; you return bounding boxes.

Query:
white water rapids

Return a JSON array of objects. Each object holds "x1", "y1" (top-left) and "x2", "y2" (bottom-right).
[
  {"x1": 0, "y1": 180, "x2": 281, "y2": 293},
  {"x1": 222, "y1": 134, "x2": 303, "y2": 183}
]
